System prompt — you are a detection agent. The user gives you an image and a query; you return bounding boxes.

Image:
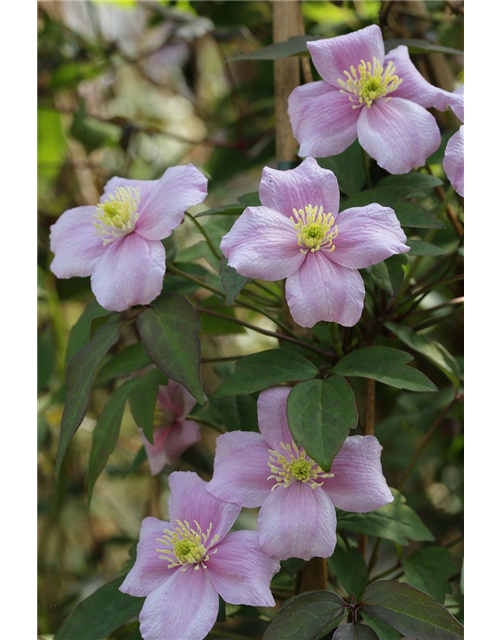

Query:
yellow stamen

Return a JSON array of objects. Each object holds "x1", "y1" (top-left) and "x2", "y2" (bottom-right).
[
  {"x1": 156, "y1": 520, "x2": 219, "y2": 572},
  {"x1": 290, "y1": 204, "x2": 338, "y2": 254},
  {"x1": 268, "y1": 441, "x2": 334, "y2": 491},
  {"x1": 338, "y1": 57, "x2": 402, "y2": 108},
  {"x1": 93, "y1": 186, "x2": 140, "y2": 246}
]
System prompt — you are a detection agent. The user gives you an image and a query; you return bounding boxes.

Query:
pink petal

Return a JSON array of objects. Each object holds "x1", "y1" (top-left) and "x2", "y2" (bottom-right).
[
  {"x1": 49, "y1": 206, "x2": 105, "y2": 278},
  {"x1": 142, "y1": 427, "x2": 172, "y2": 476},
  {"x1": 285, "y1": 252, "x2": 365, "y2": 328},
  {"x1": 90, "y1": 233, "x2": 165, "y2": 311},
  {"x1": 445, "y1": 84, "x2": 464, "y2": 122},
  {"x1": 443, "y1": 126, "x2": 464, "y2": 197},
  {"x1": 258, "y1": 483, "x2": 337, "y2": 561},
  {"x1": 208, "y1": 530, "x2": 279, "y2": 607},
  {"x1": 101, "y1": 176, "x2": 157, "y2": 205},
  {"x1": 307, "y1": 25, "x2": 385, "y2": 87},
  {"x1": 168, "y1": 471, "x2": 241, "y2": 541},
  {"x1": 135, "y1": 164, "x2": 207, "y2": 241},
  {"x1": 139, "y1": 565, "x2": 219, "y2": 640},
  {"x1": 321, "y1": 435, "x2": 393, "y2": 512},
  {"x1": 158, "y1": 380, "x2": 197, "y2": 420},
  {"x1": 119, "y1": 517, "x2": 174, "y2": 597},
  {"x1": 384, "y1": 46, "x2": 448, "y2": 110},
  {"x1": 259, "y1": 157, "x2": 341, "y2": 218},
  {"x1": 357, "y1": 97, "x2": 441, "y2": 174},
  {"x1": 163, "y1": 420, "x2": 201, "y2": 465},
  {"x1": 331, "y1": 204, "x2": 409, "y2": 269},
  {"x1": 220, "y1": 206, "x2": 304, "y2": 281},
  {"x1": 288, "y1": 82, "x2": 359, "y2": 158},
  {"x1": 257, "y1": 386, "x2": 293, "y2": 451},
  {"x1": 206, "y1": 432, "x2": 272, "y2": 508}
]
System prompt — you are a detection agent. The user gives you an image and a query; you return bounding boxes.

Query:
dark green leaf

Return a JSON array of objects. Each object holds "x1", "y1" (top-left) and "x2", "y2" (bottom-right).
[
  {"x1": 263, "y1": 590, "x2": 347, "y2": 640},
  {"x1": 340, "y1": 187, "x2": 412, "y2": 211},
  {"x1": 229, "y1": 35, "x2": 322, "y2": 61},
  {"x1": 394, "y1": 202, "x2": 445, "y2": 229},
  {"x1": 333, "y1": 347, "x2": 438, "y2": 393},
  {"x1": 136, "y1": 293, "x2": 204, "y2": 404},
  {"x1": 200, "y1": 295, "x2": 246, "y2": 335},
  {"x1": 237, "y1": 192, "x2": 261, "y2": 206},
  {"x1": 212, "y1": 350, "x2": 319, "y2": 398},
  {"x1": 65, "y1": 300, "x2": 108, "y2": 365},
  {"x1": 96, "y1": 342, "x2": 150, "y2": 384},
  {"x1": 317, "y1": 141, "x2": 365, "y2": 196},
  {"x1": 129, "y1": 368, "x2": 167, "y2": 444},
  {"x1": 328, "y1": 544, "x2": 368, "y2": 599},
  {"x1": 361, "y1": 580, "x2": 464, "y2": 639},
  {"x1": 403, "y1": 547, "x2": 457, "y2": 604},
  {"x1": 407, "y1": 239, "x2": 449, "y2": 257},
  {"x1": 384, "y1": 38, "x2": 464, "y2": 56},
  {"x1": 88, "y1": 379, "x2": 136, "y2": 503},
  {"x1": 337, "y1": 489, "x2": 434, "y2": 546},
  {"x1": 386, "y1": 323, "x2": 460, "y2": 388},
  {"x1": 38, "y1": 328, "x2": 55, "y2": 394},
  {"x1": 56, "y1": 322, "x2": 122, "y2": 476},
  {"x1": 282, "y1": 558, "x2": 305, "y2": 577},
  {"x1": 123, "y1": 446, "x2": 147, "y2": 477},
  {"x1": 367, "y1": 254, "x2": 408, "y2": 297},
  {"x1": 287, "y1": 376, "x2": 358, "y2": 471},
  {"x1": 220, "y1": 256, "x2": 250, "y2": 306},
  {"x1": 54, "y1": 577, "x2": 144, "y2": 640},
  {"x1": 378, "y1": 173, "x2": 443, "y2": 190},
  {"x1": 361, "y1": 614, "x2": 401, "y2": 640},
  {"x1": 194, "y1": 204, "x2": 244, "y2": 219},
  {"x1": 333, "y1": 623, "x2": 379, "y2": 639},
  {"x1": 210, "y1": 394, "x2": 259, "y2": 432}
]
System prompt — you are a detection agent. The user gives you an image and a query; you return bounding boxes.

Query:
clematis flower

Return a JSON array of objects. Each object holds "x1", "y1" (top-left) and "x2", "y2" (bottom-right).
[
  {"x1": 206, "y1": 387, "x2": 393, "y2": 561},
  {"x1": 443, "y1": 85, "x2": 464, "y2": 197},
  {"x1": 220, "y1": 157, "x2": 409, "y2": 328},
  {"x1": 50, "y1": 164, "x2": 207, "y2": 311},
  {"x1": 120, "y1": 471, "x2": 279, "y2": 640},
  {"x1": 288, "y1": 25, "x2": 450, "y2": 174},
  {"x1": 142, "y1": 380, "x2": 201, "y2": 476}
]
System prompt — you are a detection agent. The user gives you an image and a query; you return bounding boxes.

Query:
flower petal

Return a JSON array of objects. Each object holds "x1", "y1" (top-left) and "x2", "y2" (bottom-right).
[
  {"x1": 164, "y1": 420, "x2": 201, "y2": 465},
  {"x1": 49, "y1": 206, "x2": 105, "y2": 278},
  {"x1": 357, "y1": 97, "x2": 441, "y2": 174},
  {"x1": 101, "y1": 176, "x2": 157, "y2": 205},
  {"x1": 321, "y1": 435, "x2": 393, "y2": 512},
  {"x1": 443, "y1": 126, "x2": 464, "y2": 197},
  {"x1": 139, "y1": 566, "x2": 219, "y2": 640},
  {"x1": 208, "y1": 530, "x2": 279, "y2": 607},
  {"x1": 331, "y1": 204, "x2": 409, "y2": 269},
  {"x1": 307, "y1": 25, "x2": 385, "y2": 87},
  {"x1": 384, "y1": 46, "x2": 449, "y2": 110},
  {"x1": 288, "y1": 82, "x2": 359, "y2": 158},
  {"x1": 258, "y1": 484, "x2": 337, "y2": 561},
  {"x1": 142, "y1": 427, "x2": 172, "y2": 476},
  {"x1": 285, "y1": 252, "x2": 365, "y2": 328},
  {"x1": 168, "y1": 471, "x2": 241, "y2": 541},
  {"x1": 257, "y1": 386, "x2": 293, "y2": 451},
  {"x1": 260, "y1": 157, "x2": 341, "y2": 217},
  {"x1": 90, "y1": 234, "x2": 165, "y2": 311},
  {"x1": 207, "y1": 432, "x2": 272, "y2": 508},
  {"x1": 135, "y1": 164, "x2": 208, "y2": 241},
  {"x1": 220, "y1": 206, "x2": 304, "y2": 281},
  {"x1": 444, "y1": 84, "x2": 464, "y2": 122},
  {"x1": 158, "y1": 380, "x2": 197, "y2": 421},
  {"x1": 119, "y1": 517, "x2": 174, "y2": 597}
]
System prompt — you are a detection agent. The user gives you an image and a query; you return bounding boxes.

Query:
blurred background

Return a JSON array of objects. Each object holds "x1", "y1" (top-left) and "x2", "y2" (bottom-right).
[{"x1": 38, "y1": 2, "x2": 464, "y2": 638}]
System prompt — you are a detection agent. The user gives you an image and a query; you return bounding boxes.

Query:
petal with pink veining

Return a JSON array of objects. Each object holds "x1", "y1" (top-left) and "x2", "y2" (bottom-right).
[
  {"x1": 163, "y1": 420, "x2": 201, "y2": 466},
  {"x1": 257, "y1": 386, "x2": 293, "y2": 451},
  {"x1": 357, "y1": 97, "x2": 441, "y2": 174},
  {"x1": 158, "y1": 380, "x2": 197, "y2": 421},
  {"x1": 286, "y1": 252, "x2": 365, "y2": 328},
  {"x1": 258, "y1": 483, "x2": 337, "y2": 561},
  {"x1": 207, "y1": 431, "x2": 272, "y2": 508},
  {"x1": 443, "y1": 126, "x2": 464, "y2": 197},
  {"x1": 142, "y1": 427, "x2": 171, "y2": 476},
  {"x1": 49, "y1": 206, "x2": 105, "y2": 278},
  {"x1": 321, "y1": 435, "x2": 393, "y2": 512},
  {"x1": 288, "y1": 82, "x2": 360, "y2": 159},
  {"x1": 445, "y1": 84, "x2": 464, "y2": 123}
]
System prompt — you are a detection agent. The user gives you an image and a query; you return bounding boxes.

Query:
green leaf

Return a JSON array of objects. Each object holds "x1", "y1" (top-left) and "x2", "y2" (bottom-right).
[
  {"x1": 333, "y1": 347, "x2": 438, "y2": 393},
  {"x1": 361, "y1": 614, "x2": 402, "y2": 640},
  {"x1": 88, "y1": 379, "x2": 136, "y2": 503},
  {"x1": 333, "y1": 623, "x2": 379, "y2": 639},
  {"x1": 317, "y1": 141, "x2": 365, "y2": 196},
  {"x1": 361, "y1": 580, "x2": 464, "y2": 640},
  {"x1": 337, "y1": 489, "x2": 434, "y2": 546},
  {"x1": 229, "y1": 35, "x2": 322, "y2": 61},
  {"x1": 129, "y1": 368, "x2": 167, "y2": 444},
  {"x1": 210, "y1": 394, "x2": 259, "y2": 432},
  {"x1": 38, "y1": 328, "x2": 55, "y2": 394},
  {"x1": 263, "y1": 590, "x2": 347, "y2": 640},
  {"x1": 328, "y1": 544, "x2": 368, "y2": 599},
  {"x1": 194, "y1": 204, "x2": 245, "y2": 219},
  {"x1": 54, "y1": 577, "x2": 144, "y2": 640},
  {"x1": 367, "y1": 254, "x2": 408, "y2": 297},
  {"x1": 65, "y1": 300, "x2": 108, "y2": 365},
  {"x1": 403, "y1": 547, "x2": 457, "y2": 604},
  {"x1": 386, "y1": 322, "x2": 461, "y2": 388},
  {"x1": 199, "y1": 295, "x2": 246, "y2": 335},
  {"x1": 384, "y1": 38, "x2": 464, "y2": 56},
  {"x1": 407, "y1": 239, "x2": 449, "y2": 257},
  {"x1": 212, "y1": 350, "x2": 319, "y2": 398},
  {"x1": 95, "y1": 342, "x2": 151, "y2": 384},
  {"x1": 393, "y1": 202, "x2": 445, "y2": 229},
  {"x1": 378, "y1": 173, "x2": 443, "y2": 190},
  {"x1": 281, "y1": 558, "x2": 306, "y2": 577},
  {"x1": 237, "y1": 191, "x2": 261, "y2": 206},
  {"x1": 136, "y1": 293, "x2": 204, "y2": 404},
  {"x1": 340, "y1": 187, "x2": 412, "y2": 211},
  {"x1": 56, "y1": 322, "x2": 122, "y2": 476},
  {"x1": 220, "y1": 256, "x2": 250, "y2": 306},
  {"x1": 287, "y1": 376, "x2": 357, "y2": 471}
]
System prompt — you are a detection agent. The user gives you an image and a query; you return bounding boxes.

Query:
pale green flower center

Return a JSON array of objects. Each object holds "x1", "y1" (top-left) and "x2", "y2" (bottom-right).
[
  {"x1": 338, "y1": 57, "x2": 402, "y2": 108},
  {"x1": 93, "y1": 186, "x2": 140, "y2": 246},
  {"x1": 290, "y1": 204, "x2": 338, "y2": 254},
  {"x1": 156, "y1": 519, "x2": 219, "y2": 571},
  {"x1": 268, "y1": 441, "x2": 334, "y2": 490}
]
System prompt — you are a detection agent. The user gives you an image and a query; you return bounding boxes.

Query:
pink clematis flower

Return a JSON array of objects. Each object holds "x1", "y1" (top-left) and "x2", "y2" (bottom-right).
[
  {"x1": 206, "y1": 387, "x2": 393, "y2": 561},
  {"x1": 220, "y1": 157, "x2": 409, "y2": 328},
  {"x1": 120, "y1": 471, "x2": 279, "y2": 640},
  {"x1": 443, "y1": 85, "x2": 464, "y2": 197},
  {"x1": 288, "y1": 25, "x2": 450, "y2": 174},
  {"x1": 142, "y1": 380, "x2": 201, "y2": 476},
  {"x1": 50, "y1": 164, "x2": 207, "y2": 311}
]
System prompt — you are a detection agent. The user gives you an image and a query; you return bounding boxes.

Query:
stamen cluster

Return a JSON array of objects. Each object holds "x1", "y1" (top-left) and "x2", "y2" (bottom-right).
[
  {"x1": 290, "y1": 204, "x2": 338, "y2": 254},
  {"x1": 93, "y1": 186, "x2": 141, "y2": 246},
  {"x1": 156, "y1": 519, "x2": 219, "y2": 571},
  {"x1": 268, "y1": 441, "x2": 334, "y2": 490},
  {"x1": 338, "y1": 58, "x2": 402, "y2": 108}
]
